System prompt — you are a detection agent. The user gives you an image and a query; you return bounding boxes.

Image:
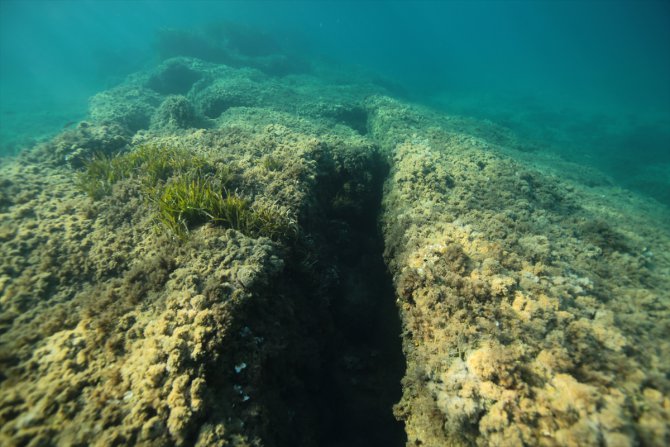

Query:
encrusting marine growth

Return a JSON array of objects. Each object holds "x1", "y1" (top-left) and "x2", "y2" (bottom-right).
[{"x1": 0, "y1": 49, "x2": 668, "y2": 447}]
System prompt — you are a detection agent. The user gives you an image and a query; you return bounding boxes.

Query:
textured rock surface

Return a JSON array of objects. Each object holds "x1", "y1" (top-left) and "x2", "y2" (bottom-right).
[
  {"x1": 1, "y1": 57, "x2": 668, "y2": 446},
  {"x1": 372, "y1": 96, "x2": 670, "y2": 446}
]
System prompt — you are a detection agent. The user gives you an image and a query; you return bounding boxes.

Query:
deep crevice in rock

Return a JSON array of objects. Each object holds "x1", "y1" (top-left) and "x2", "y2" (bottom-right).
[
  {"x1": 312, "y1": 157, "x2": 405, "y2": 447},
  {"x1": 322, "y1": 105, "x2": 370, "y2": 135},
  {"x1": 250, "y1": 150, "x2": 406, "y2": 446},
  {"x1": 147, "y1": 61, "x2": 203, "y2": 95}
]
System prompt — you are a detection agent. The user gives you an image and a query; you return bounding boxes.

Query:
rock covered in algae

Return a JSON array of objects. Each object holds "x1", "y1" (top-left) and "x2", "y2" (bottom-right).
[
  {"x1": 0, "y1": 51, "x2": 668, "y2": 447},
  {"x1": 0, "y1": 57, "x2": 388, "y2": 444},
  {"x1": 371, "y1": 96, "x2": 670, "y2": 446}
]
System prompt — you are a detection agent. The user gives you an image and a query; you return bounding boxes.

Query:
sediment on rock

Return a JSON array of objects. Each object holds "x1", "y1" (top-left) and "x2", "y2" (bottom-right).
[
  {"x1": 0, "y1": 84, "x2": 406, "y2": 446},
  {"x1": 369, "y1": 95, "x2": 670, "y2": 446},
  {"x1": 1, "y1": 54, "x2": 669, "y2": 447}
]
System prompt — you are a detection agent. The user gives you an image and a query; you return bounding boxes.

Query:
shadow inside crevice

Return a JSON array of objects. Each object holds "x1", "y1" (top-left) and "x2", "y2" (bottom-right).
[{"x1": 313, "y1": 157, "x2": 406, "y2": 447}]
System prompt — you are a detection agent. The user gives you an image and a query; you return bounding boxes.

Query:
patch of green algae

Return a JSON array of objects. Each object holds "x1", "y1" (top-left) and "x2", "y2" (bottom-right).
[
  {"x1": 77, "y1": 143, "x2": 296, "y2": 240},
  {"x1": 76, "y1": 143, "x2": 209, "y2": 199},
  {"x1": 155, "y1": 174, "x2": 297, "y2": 240}
]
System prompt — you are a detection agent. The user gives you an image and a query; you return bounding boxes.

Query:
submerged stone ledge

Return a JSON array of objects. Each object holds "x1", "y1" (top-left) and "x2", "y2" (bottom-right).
[
  {"x1": 0, "y1": 58, "x2": 668, "y2": 447},
  {"x1": 370, "y1": 96, "x2": 670, "y2": 446}
]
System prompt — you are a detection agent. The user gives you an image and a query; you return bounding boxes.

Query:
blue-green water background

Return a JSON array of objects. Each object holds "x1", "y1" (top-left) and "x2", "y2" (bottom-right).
[{"x1": 1, "y1": 0, "x2": 669, "y2": 204}]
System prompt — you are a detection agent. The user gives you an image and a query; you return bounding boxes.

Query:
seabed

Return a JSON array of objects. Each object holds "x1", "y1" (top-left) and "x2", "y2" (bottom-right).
[{"x1": 0, "y1": 44, "x2": 669, "y2": 447}]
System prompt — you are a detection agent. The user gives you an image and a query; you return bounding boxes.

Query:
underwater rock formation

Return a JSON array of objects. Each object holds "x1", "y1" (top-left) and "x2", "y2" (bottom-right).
[
  {"x1": 0, "y1": 55, "x2": 668, "y2": 447},
  {"x1": 370, "y1": 96, "x2": 670, "y2": 446}
]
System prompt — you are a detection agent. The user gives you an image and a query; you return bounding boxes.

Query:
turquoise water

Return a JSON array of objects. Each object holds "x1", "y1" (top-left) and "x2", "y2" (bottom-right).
[{"x1": 1, "y1": 0, "x2": 669, "y2": 203}]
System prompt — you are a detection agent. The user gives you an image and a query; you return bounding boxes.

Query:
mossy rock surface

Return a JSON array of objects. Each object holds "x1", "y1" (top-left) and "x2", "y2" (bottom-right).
[{"x1": 1, "y1": 56, "x2": 669, "y2": 447}]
